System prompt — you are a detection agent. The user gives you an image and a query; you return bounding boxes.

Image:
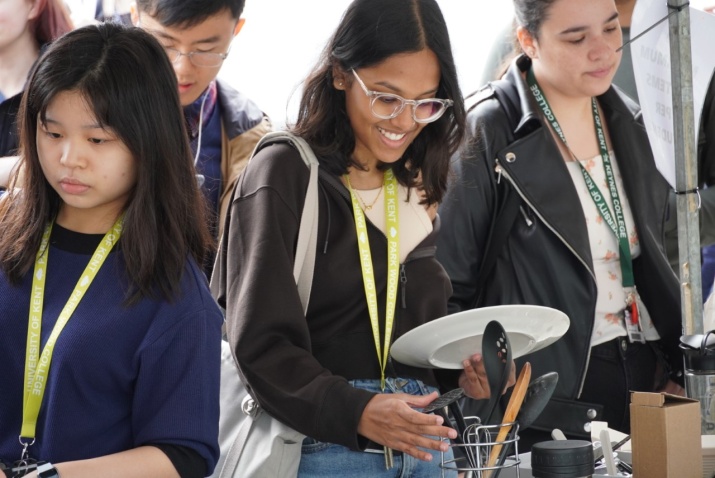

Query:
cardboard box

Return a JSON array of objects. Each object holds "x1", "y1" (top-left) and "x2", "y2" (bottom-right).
[{"x1": 630, "y1": 392, "x2": 702, "y2": 477}]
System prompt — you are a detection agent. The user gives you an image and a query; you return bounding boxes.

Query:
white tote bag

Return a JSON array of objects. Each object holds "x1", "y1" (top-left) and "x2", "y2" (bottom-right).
[
  {"x1": 212, "y1": 132, "x2": 320, "y2": 478},
  {"x1": 214, "y1": 341, "x2": 306, "y2": 478}
]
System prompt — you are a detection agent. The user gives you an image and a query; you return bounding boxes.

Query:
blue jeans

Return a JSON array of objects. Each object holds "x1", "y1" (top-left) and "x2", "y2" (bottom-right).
[{"x1": 297, "y1": 378, "x2": 457, "y2": 478}]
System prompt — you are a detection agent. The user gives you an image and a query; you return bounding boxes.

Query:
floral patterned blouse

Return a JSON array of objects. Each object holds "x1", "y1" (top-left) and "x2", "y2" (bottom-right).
[{"x1": 566, "y1": 151, "x2": 660, "y2": 346}]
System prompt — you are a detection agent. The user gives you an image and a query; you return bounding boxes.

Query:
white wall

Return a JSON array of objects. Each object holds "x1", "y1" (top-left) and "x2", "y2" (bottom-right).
[{"x1": 219, "y1": 0, "x2": 514, "y2": 127}]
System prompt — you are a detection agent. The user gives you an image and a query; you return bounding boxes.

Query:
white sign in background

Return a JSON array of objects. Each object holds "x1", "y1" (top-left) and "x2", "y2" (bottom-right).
[{"x1": 631, "y1": 1, "x2": 715, "y2": 187}]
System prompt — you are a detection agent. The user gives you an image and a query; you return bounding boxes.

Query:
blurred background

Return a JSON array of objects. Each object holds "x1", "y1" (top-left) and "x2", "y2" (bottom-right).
[
  {"x1": 63, "y1": 0, "x2": 516, "y2": 127},
  {"x1": 220, "y1": 0, "x2": 515, "y2": 127}
]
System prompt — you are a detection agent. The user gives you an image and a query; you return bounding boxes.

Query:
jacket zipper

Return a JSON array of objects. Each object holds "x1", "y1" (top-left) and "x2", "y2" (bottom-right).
[{"x1": 495, "y1": 159, "x2": 597, "y2": 397}]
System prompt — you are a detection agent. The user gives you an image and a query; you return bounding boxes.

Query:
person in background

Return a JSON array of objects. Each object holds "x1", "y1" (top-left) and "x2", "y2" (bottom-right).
[
  {"x1": 0, "y1": 0, "x2": 73, "y2": 185},
  {"x1": 0, "y1": 23, "x2": 221, "y2": 478},
  {"x1": 438, "y1": 0, "x2": 683, "y2": 448},
  {"x1": 210, "y1": 0, "x2": 514, "y2": 475},
  {"x1": 611, "y1": 0, "x2": 639, "y2": 101},
  {"x1": 131, "y1": 0, "x2": 271, "y2": 276},
  {"x1": 478, "y1": 20, "x2": 514, "y2": 87}
]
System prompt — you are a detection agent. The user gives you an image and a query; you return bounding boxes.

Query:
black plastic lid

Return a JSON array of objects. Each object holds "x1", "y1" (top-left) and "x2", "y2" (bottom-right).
[
  {"x1": 680, "y1": 332, "x2": 715, "y2": 371},
  {"x1": 531, "y1": 440, "x2": 594, "y2": 478}
]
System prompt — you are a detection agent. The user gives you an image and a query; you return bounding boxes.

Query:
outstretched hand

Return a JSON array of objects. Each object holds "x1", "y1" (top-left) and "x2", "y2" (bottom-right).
[
  {"x1": 458, "y1": 353, "x2": 516, "y2": 399},
  {"x1": 357, "y1": 392, "x2": 458, "y2": 461}
]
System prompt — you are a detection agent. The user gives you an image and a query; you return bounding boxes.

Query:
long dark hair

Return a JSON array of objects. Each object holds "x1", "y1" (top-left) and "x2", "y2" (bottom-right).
[
  {"x1": 0, "y1": 23, "x2": 212, "y2": 305},
  {"x1": 292, "y1": 0, "x2": 466, "y2": 205}
]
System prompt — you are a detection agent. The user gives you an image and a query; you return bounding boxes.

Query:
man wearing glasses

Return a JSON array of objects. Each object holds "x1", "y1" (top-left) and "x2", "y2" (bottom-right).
[{"x1": 131, "y1": 0, "x2": 271, "y2": 277}]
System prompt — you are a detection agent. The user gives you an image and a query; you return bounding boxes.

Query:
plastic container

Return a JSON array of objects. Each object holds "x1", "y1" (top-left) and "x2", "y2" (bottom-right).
[
  {"x1": 531, "y1": 440, "x2": 594, "y2": 478},
  {"x1": 680, "y1": 331, "x2": 715, "y2": 434}
]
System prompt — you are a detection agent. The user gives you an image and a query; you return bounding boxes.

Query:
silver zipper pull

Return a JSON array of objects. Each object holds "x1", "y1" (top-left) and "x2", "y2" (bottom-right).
[
  {"x1": 495, "y1": 164, "x2": 503, "y2": 184},
  {"x1": 519, "y1": 205, "x2": 534, "y2": 227}
]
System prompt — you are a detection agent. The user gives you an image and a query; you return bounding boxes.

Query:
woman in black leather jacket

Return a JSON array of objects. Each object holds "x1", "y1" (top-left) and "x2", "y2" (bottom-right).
[{"x1": 437, "y1": 0, "x2": 683, "y2": 444}]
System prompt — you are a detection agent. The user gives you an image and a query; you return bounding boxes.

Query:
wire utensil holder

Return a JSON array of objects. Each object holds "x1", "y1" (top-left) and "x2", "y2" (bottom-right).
[{"x1": 440, "y1": 417, "x2": 520, "y2": 478}]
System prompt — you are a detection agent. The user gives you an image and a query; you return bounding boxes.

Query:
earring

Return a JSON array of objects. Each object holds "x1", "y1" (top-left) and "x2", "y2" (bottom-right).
[{"x1": 338, "y1": 81, "x2": 344, "y2": 86}]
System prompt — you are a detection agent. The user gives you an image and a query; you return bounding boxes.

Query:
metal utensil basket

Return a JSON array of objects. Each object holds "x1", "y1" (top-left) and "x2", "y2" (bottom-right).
[{"x1": 440, "y1": 416, "x2": 520, "y2": 478}]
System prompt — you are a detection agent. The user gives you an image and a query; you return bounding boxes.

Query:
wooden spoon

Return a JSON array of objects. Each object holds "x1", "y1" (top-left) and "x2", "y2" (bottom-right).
[{"x1": 483, "y1": 361, "x2": 531, "y2": 478}]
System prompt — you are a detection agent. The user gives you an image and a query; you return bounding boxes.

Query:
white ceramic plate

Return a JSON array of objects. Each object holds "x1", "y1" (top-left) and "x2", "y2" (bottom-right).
[{"x1": 390, "y1": 305, "x2": 570, "y2": 369}]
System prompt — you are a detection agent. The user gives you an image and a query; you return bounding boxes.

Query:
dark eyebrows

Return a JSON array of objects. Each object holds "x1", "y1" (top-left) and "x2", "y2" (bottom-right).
[
  {"x1": 559, "y1": 11, "x2": 620, "y2": 35},
  {"x1": 605, "y1": 12, "x2": 619, "y2": 24},
  {"x1": 194, "y1": 35, "x2": 223, "y2": 45}
]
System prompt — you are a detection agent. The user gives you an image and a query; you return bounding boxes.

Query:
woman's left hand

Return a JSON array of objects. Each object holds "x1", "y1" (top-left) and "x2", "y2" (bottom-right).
[{"x1": 458, "y1": 353, "x2": 516, "y2": 399}]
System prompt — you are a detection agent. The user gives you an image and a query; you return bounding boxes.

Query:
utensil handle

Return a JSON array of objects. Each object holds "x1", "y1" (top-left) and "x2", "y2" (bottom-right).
[
  {"x1": 600, "y1": 429, "x2": 618, "y2": 475},
  {"x1": 484, "y1": 362, "x2": 531, "y2": 478},
  {"x1": 491, "y1": 426, "x2": 519, "y2": 478},
  {"x1": 483, "y1": 421, "x2": 514, "y2": 478}
]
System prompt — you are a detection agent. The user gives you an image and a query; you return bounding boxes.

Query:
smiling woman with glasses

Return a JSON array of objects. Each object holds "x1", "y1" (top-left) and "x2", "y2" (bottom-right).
[
  {"x1": 351, "y1": 69, "x2": 453, "y2": 123},
  {"x1": 211, "y1": 1, "x2": 516, "y2": 478}
]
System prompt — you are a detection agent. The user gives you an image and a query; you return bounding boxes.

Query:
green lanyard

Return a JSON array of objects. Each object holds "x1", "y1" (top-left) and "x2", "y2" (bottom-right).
[
  {"x1": 21, "y1": 217, "x2": 124, "y2": 450},
  {"x1": 345, "y1": 169, "x2": 399, "y2": 390},
  {"x1": 526, "y1": 68, "x2": 635, "y2": 289}
]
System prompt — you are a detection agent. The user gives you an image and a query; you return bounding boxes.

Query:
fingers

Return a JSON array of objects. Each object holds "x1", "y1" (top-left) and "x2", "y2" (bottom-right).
[
  {"x1": 503, "y1": 360, "x2": 517, "y2": 394},
  {"x1": 395, "y1": 431, "x2": 452, "y2": 461},
  {"x1": 403, "y1": 391, "x2": 439, "y2": 409},
  {"x1": 459, "y1": 353, "x2": 490, "y2": 399},
  {"x1": 382, "y1": 418, "x2": 456, "y2": 462},
  {"x1": 358, "y1": 394, "x2": 458, "y2": 461}
]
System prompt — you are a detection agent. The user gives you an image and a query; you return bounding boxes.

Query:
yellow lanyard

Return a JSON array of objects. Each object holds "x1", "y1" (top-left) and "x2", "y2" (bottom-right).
[
  {"x1": 21, "y1": 217, "x2": 124, "y2": 444},
  {"x1": 345, "y1": 169, "x2": 399, "y2": 390}
]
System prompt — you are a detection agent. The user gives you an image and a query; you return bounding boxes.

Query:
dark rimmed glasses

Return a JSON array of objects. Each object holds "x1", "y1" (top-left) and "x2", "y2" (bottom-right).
[{"x1": 351, "y1": 69, "x2": 453, "y2": 124}]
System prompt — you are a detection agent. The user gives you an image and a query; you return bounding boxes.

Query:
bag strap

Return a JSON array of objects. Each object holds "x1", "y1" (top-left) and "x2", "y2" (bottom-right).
[
  {"x1": 219, "y1": 131, "x2": 319, "y2": 478},
  {"x1": 467, "y1": 80, "x2": 523, "y2": 309},
  {"x1": 254, "y1": 131, "x2": 320, "y2": 314}
]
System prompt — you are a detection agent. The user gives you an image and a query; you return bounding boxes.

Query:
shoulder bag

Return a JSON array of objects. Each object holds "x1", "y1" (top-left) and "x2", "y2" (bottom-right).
[{"x1": 212, "y1": 131, "x2": 319, "y2": 478}]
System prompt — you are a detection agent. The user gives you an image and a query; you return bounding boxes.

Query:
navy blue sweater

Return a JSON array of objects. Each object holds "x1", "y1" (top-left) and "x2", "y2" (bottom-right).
[{"x1": 0, "y1": 225, "x2": 222, "y2": 474}]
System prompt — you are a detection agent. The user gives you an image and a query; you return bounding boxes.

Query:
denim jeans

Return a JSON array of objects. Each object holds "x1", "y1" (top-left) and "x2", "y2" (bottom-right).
[{"x1": 297, "y1": 378, "x2": 457, "y2": 478}]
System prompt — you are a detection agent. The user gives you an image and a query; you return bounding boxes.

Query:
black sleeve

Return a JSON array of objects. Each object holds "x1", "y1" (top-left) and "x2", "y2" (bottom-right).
[
  {"x1": 150, "y1": 443, "x2": 207, "y2": 478},
  {"x1": 436, "y1": 104, "x2": 502, "y2": 313}
]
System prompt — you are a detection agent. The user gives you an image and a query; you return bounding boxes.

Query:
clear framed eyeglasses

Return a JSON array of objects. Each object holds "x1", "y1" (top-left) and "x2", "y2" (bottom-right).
[
  {"x1": 163, "y1": 47, "x2": 229, "y2": 68},
  {"x1": 351, "y1": 69, "x2": 453, "y2": 124}
]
